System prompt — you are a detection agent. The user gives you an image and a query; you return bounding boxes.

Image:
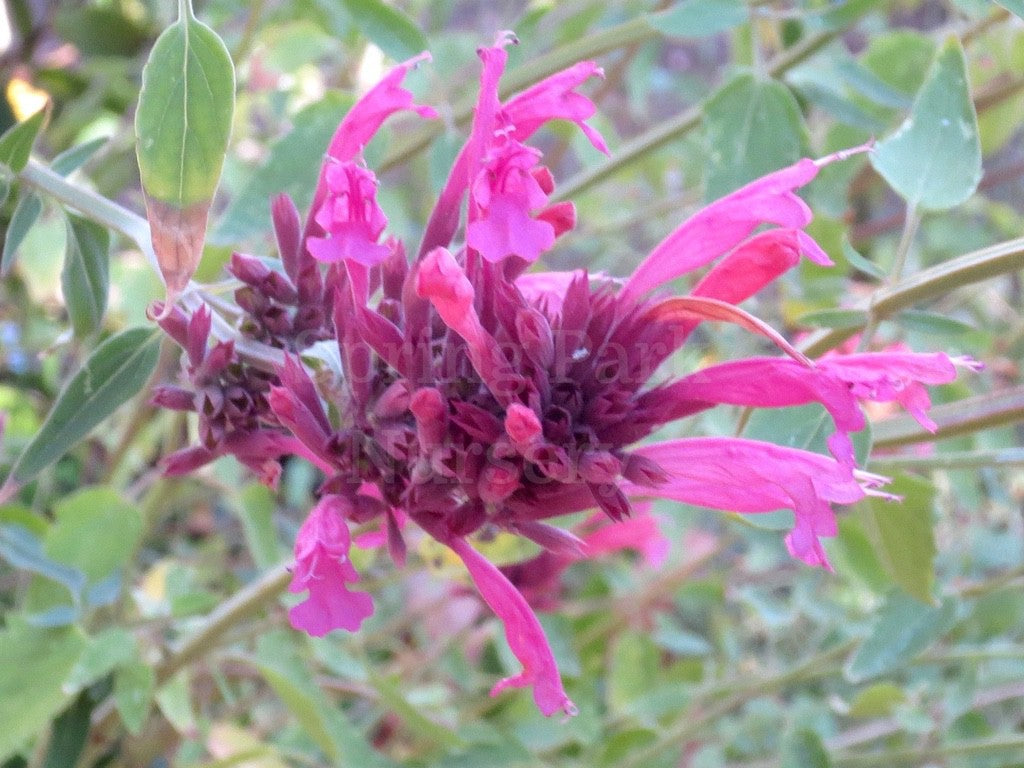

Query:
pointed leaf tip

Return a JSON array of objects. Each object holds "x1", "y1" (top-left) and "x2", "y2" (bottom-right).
[
  {"x1": 135, "y1": 8, "x2": 234, "y2": 307},
  {"x1": 870, "y1": 37, "x2": 981, "y2": 211}
]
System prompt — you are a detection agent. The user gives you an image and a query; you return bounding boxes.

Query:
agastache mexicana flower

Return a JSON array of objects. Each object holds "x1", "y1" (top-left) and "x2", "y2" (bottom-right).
[{"x1": 152, "y1": 39, "x2": 979, "y2": 718}]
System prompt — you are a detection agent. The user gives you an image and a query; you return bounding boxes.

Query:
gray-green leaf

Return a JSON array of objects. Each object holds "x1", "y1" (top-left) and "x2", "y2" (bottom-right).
[
  {"x1": 854, "y1": 474, "x2": 937, "y2": 604},
  {"x1": 8, "y1": 327, "x2": 161, "y2": 485},
  {"x1": 870, "y1": 37, "x2": 981, "y2": 211},
  {"x1": 135, "y1": 0, "x2": 234, "y2": 303},
  {"x1": 61, "y1": 214, "x2": 110, "y2": 338},
  {"x1": 0, "y1": 108, "x2": 47, "y2": 173},
  {"x1": 135, "y1": 1, "x2": 234, "y2": 208},
  {"x1": 846, "y1": 591, "x2": 957, "y2": 682},
  {"x1": 340, "y1": 0, "x2": 428, "y2": 61},
  {"x1": 654, "y1": 0, "x2": 748, "y2": 38},
  {"x1": 1, "y1": 192, "x2": 43, "y2": 276},
  {"x1": 702, "y1": 74, "x2": 808, "y2": 200}
]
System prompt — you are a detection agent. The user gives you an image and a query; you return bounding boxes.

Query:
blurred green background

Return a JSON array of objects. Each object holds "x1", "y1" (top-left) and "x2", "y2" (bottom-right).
[{"x1": 1, "y1": 0, "x2": 1023, "y2": 766}]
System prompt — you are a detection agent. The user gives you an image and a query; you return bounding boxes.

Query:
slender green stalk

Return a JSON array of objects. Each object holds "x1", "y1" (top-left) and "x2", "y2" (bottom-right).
[
  {"x1": 18, "y1": 159, "x2": 158, "y2": 272},
  {"x1": 832, "y1": 735, "x2": 1024, "y2": 767},
  {"x1": 857, "y1": 205, "x2": 921, "y2": 351},
  {"x1": 872, "y1": 386, "x2": 1024, "y2": 447},
  {"x1": 156, "y1": 562, "x2": 292, "y2": 683},
  {"x1": 870, "y1": 448, "x2": 1024, "y2": 470},
  {"x1": 80, "y1": 563, "x2": 292, "y2": 766},
  {"x1": 800, "y1": 235, "x2": 1024, "y2": 357}
]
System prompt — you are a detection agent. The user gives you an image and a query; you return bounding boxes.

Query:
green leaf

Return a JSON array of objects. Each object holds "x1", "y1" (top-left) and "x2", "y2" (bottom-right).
[
  {"x1": 8, "y1": 327, "x2": 161, "y2": 485},
  {"x1": 234, "y1": 484, "x2": 283, "y2": 570},
  {"x1": 702, "y1": 74, "x2": 807, "y2": 200},
  {"x1": 795, "y1": 308, "x2": 870, "y2": 330},
  {"x1": 254, "y1": 632, "x2": 394, "y2": 767},
  {"x1": 0, "y1": 524, "x2": 86, "y2": 599},
  {"x1": 995, "y1": 0, "x2": 1024, "y2": 19},
  {"x1": 654, "y1": 0, "x2": 748, "y2": 38},
  {"x1": 156, "y1": 672, "x2": 197, "y2": 736},
  {"x1": 340, "y1": 0, "x2": 428, "y2": 61},
  {"x1": 847, "y1": 682, "x2": 906, "y2": 718},
  {"x1": 64, "y1": 627, "x2": 139, "y2": 693},
  {"x1": 26, "y1": 487, "x2": 141, "y2": 616},
  {"x1": 61, "y1": 214, "x2": 110, "y2": 338},
  {"x1": 0, "y1": 624, "x2": 86, "y2": 762},
  {"x1": 49, "y1": 487, "x2": 142, "y2": 585},
  {"x1": 213, "y1": 92, "x2": 352, "y2": 243},
  {"x1": 114, "y1": 661, "x2": 155, "y2": 735},
  {"x1": 135, "y1": 2, "x2": 234, "y2": 207},
  {"x1": 367, "y1": 672, "x2": 463, "y2": 748},
  {"x1": 1, "y1": 191, "x2": 43, "y2": 276},
  {"x1": 0, "y1": 108, "x2": 47, "y2": 173},
  {"x1": 897, "y1": 309, "x2": 979, "y2": 338},
  {"x1": 780, "y1": 729, "x2": 831, "y2": 768},
  {"x1": 42, "y1": 692, "x2": 92, "y2": 768},
  {"x1": 135, "y1": 0, "x2": 235, "y2": 302},
  {"x1": 870, "y1": 38, "x2": 981, "y2": 211},
  {"x1": 745, "y1": 404, "x2": 873, "y2": 466},
  {"x1": 829, "y1": 516, "x2": 892, "y2": 594},
  {"x1": 51, "y1": 137, "x2": 108, "y2": 176},
  {"x1": 855, "y1": 474, "x2": 937, "y2": 604},
  {"x1": 845, "y1": 591, "x2": 957, "y2": 682},
  {"x1": 608, "y1": 630, "x2": 660, "y2": 715},
  {"x1": 841, "y1": 238, "x2": 887, "y2": 280}
]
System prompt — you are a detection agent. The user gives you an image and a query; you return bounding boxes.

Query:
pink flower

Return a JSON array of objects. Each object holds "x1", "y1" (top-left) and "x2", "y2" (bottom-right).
[
  {"x1": 307, "y1": 162, "x2": 391, "y2": 266},
  {"x1": 288, "y1": 496, "x2": 374, "y2": 636},
  {"x1": 448, "y1": 537, "x2": 575, "y2": 717},
  {"x1": 152, "y1": 40, "x2": 978, "y2": 718}
]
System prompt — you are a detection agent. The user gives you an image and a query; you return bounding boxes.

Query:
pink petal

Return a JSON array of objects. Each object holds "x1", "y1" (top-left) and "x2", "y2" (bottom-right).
[
  {"x1": 467, "y1": 193, "x2": 555, "y2": 264},
  {"x1": 325, "y1": 52, "x2": 436, "y2": 165},
  {"x1": 448, "y1": 537, "x2": 575, "y2": 717},
  {"x1": 503, "y1": 60, "x2": 609, "y2": 154},
  {"x1": 288, "y1": 496, "x2": 374, "y2": 636},
  {"x1": 625, "y1": 438, "x2": 874, "y2": 570},
  {"x1": 644, "y1": 356, "x2": 866, "y2": 441},
  {"x1": 620, "y1": 145, "x2": 870, "y2": 304},
  {"x1": 691, "y1": 228, "x2": 826, "y2": 305},
  {"x1": 419, "y1": 45, "x2": 606, "y2": 258},
  {"x1": 583, "y1": 509, "x2": 670, "y2": 568},
  {"x1": 414, "y1": 248, "x2": 513, "y2": 399},
  {"x1": 818, "y1": 350, "x2": 974, "y2": 431},
  {"x1": 306, "y1": 53, "x2": 436, "y2": 242}
]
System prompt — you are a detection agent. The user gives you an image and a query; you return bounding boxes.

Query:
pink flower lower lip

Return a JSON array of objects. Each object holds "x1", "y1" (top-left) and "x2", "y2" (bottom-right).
[{"x1": 152, "y1": 41, "x2": 976, "y2": 718}]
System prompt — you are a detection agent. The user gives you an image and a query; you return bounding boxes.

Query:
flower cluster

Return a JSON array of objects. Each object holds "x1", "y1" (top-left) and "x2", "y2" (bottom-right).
[{"x1": 153, "y1": 35, "x2": 978, "y2": 716}]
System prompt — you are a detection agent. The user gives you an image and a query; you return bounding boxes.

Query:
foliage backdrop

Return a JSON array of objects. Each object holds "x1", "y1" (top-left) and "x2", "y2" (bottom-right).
[{"x1": 1, "y1": 0, "x2": 1024, "y2": 766}]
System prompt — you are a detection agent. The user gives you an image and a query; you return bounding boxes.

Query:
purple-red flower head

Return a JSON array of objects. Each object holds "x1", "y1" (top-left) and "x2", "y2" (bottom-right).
[{"x1": 152, "y1": 38, "x2": 979, "y2": 719}]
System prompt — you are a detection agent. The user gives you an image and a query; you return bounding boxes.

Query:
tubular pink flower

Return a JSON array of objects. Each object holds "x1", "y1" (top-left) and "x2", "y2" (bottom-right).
[
  {"x1": 308, "y1": 162, "x2": 391, "y2": 266},
  {"x1": 692, "y1": 228, "x2": 830, "y2": 305},
  {"x1": 625, "y1": 438, "x2": 871, "y2": 570},
  {"x1": 818, "y1": 350, "x2": 980, "y2": 431},
  {"x1": 324, "y1": 52, "x2": 436, "y2": 164},
  {"x1": 419, "y1": 36, "x2": 606, "y2": 259},
  {"x1": 414, "y1": 247, "x2": 516, "y2": 398},
  {"x1": 150, "y1": 38, "x2": 975, "y2": 720},
  {"x1": 502, "y1": 59, "x2": 609, "y2": 154},
  {"x1": 448, "y1": 536, "x2": 575, "y2": 717},
  {"x1": 620, "y1": 143, "x2": 871, "y2": 305},
  {"x1": 305, "y1": 52, "x2": 437, "y2": 251},
  {"x1": 288, "y1": 496, "x2": 374, "y2": 636},
  {"x1": 466, "y1": 136, "x2": 556, "y2": 263}
]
